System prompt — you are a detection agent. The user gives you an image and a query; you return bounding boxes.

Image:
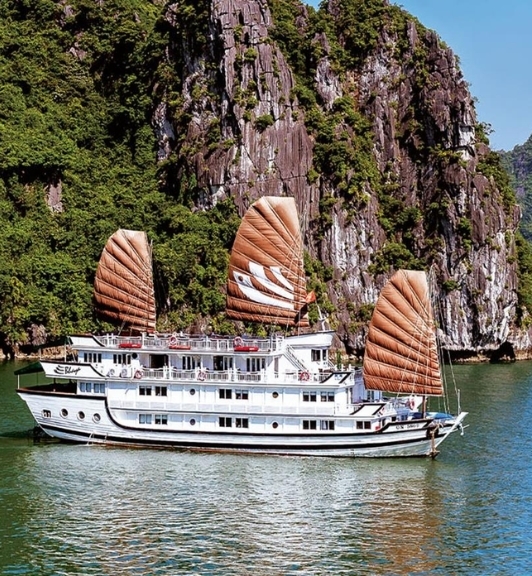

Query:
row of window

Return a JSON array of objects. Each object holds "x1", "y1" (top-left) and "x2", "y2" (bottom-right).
[
  {"x1": 136, "y1": 415, "x2": 336, "y2": 430},
  {"x1": 303, "y1": 391, "x2": 335, "y2": 402},
  {"x1": 139, "y1": 414, "x2": 168, "y2": 425},
  {"x1": 134, "y1": 386, "x2": 333, "y2": 402},
  {"x1": 139, "y1": 386, "x2": 168, "y2": 396},
  {"x1": 43, "y1": 409, "x2": 357, "y2": 433},
  {"x1": 79, "y1": 382, "x2": 106, "y2": 393},
  {"x1": 219, "y1": 389, "x2": 249, "y2": 400}
]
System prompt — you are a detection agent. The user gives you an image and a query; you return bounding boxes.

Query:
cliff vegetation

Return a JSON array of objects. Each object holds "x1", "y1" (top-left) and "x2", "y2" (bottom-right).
[{"x1": 0, "y1": 0, "x2": 530, "y2": 360}]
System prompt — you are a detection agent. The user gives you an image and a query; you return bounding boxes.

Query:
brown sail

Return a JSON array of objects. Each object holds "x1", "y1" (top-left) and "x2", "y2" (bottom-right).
[
  {"x1": 227, "y1": 196, "x2": 309, "y2": 327},
  {"x1": 93, "y1": 229, "x2": 156, "y2": 332},
  {"x1": 363, "y1": 270, "x2": 443, "y2": 396}
]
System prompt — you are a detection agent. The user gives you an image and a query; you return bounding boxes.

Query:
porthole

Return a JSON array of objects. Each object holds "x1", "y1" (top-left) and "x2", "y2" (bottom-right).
[
  {"x1": 190, "y1": 418, "x2": 196, "y2": 426},
  {"x1": 190, "y1": 389, "x2": 196, "y2": 396},
  {"x1": 78, "y1": 411, "x2": 85, "y2": 420},
  {"x1": 272, "y1": 391, "x2": 279, "y2": 399},
  {"x1": 93, "y1": 413, "x2": 101, "y2": 423},
  {"x1": 60, "y1": 409, "x2": 68, "y2": 418},
  {"x1": 42, "y1": 410, "x2": 51, "y2": 418},
  {"x1": 132, "y1": 353, "x2": 138, "y2": 360},
  {"x1": 272, "y1": 422, "x2": 279, "y2": 429}
]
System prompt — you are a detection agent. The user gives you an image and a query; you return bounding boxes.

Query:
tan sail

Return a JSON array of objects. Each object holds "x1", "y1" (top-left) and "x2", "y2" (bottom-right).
[
  {"x1": 94, "y1": 229, "x2": 156, "y2": 332},
  {"x1": 227, "y1": 196, "x2": 309, "y2": 327},
  {"x1": 363, "y1": 270, "x2": 443, "y2": 396}
]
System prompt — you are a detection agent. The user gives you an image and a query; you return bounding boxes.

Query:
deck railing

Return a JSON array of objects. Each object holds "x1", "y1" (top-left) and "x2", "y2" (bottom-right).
[{"x1": 97, "y1": 333, "x2": 284, "y2": 353}]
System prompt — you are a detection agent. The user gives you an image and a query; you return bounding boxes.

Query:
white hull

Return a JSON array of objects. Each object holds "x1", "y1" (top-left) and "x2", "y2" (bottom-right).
[{"x1": 18, "y1": 387, "x2": 467, "y2": 458}]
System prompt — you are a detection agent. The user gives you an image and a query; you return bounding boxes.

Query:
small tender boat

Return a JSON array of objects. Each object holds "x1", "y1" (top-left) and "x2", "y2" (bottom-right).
[{"x1": 16, "y1": 197, "x2": 467, "y2": 457}]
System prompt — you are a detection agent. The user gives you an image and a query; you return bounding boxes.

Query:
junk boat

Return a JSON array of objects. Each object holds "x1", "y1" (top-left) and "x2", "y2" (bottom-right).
[{"x1": 16, "y1": 197, "x2": 467, "y2": 457}]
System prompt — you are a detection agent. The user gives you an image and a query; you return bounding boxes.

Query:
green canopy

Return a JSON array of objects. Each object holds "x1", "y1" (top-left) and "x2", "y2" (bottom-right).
[{"x1": 14, "y1": 362, "x2": 44, "y2": 375}]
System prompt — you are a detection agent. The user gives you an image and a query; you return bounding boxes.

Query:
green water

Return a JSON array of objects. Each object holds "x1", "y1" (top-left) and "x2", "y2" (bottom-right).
[{"x1": 1, "y1": 359, "x2": 532, "y2": 575}]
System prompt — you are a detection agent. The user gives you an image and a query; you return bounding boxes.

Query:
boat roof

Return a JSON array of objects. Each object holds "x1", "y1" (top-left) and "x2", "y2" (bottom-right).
[{"x1": 14, "y1": 362, "x2": 44, "y2": 375}]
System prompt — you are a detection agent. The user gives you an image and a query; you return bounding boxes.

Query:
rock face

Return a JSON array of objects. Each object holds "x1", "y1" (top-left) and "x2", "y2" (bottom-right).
[{"x1": 159, "y1": 0, "x2": 526, "y2": 359}]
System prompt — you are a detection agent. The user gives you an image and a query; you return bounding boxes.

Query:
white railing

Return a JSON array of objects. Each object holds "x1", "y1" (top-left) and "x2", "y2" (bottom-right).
[
  {"x1": 96, "y1": 333, "x2": 284, "y2": 353},
  {"x1": 107, "y1": 400, "x2": 341, "y2": 416}
]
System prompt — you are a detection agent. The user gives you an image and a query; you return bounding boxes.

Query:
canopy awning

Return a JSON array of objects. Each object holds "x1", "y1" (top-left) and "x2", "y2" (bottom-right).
[{"x1": 14, "y1": 362, "x2": 44, "y2": 376}]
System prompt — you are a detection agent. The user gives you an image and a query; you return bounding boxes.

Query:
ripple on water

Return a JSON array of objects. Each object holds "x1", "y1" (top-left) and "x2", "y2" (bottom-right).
[{"x1": 3, "y1": 362, "x2": 532, "y2": 575}]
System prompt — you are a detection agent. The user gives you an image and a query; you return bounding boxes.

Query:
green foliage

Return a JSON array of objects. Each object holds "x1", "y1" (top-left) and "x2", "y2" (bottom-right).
[
  {"x1": 477, "y1": 150, "x2": 517, "y2": 214},
  {"x1": 368, "y1": 243, "x2": 422, "y2": 276},
  {"x1": 515, "y1": 232, "x2": 532, "y2": 324},
  {"x1": 254, "y1": 114, "x2": 275, "y2": 132},
  {"x1": 154, "y1": 200, "x2": 241, "y2": 331},
  {"x1": 500, "y1": 134, "x2": 532, "y2": 241},
  {"x1": 0, "y1": 0, "x2": 244, "y2": 348}
]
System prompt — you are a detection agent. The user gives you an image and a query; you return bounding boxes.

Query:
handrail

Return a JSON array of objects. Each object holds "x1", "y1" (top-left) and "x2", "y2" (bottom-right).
[{"x1": 284, "y1": 344, "x2": 310, "y2": 372}]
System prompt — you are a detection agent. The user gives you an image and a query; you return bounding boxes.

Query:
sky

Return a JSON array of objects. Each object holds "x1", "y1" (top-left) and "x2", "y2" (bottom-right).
[{"x1": 389, "y1": 0, "x2": 532, "y2": 151}]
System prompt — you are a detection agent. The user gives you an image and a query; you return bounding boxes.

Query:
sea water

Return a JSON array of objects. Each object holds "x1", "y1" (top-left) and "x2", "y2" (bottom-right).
[{"x1": 1, "y1": 360, "x2": 532, "y2": 575}]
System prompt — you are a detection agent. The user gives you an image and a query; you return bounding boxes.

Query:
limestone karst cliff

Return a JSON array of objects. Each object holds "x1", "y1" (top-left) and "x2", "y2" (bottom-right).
[
  {"x1": 157, "y1": 0, "x2": 526, "y2": 358},
  {"x1": 0, "y1": 0, "x2": 529, "y2": 359}
]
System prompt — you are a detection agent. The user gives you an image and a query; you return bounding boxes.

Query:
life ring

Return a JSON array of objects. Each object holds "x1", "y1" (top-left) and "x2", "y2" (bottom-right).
[
  {"x1": 120, "y1": 368, "x2": 128, "y2": 378},
  {"x1": 107, "y1": 369, "x2": 115, "y2": 377},
  {"x1": 134, "y1": 370, "x2": 143, "y2": 379},
  {"x1": 169, "y1": 333, "x2": 178, "y2": 346},
  {"x1": 198, "y1": 369, "x2": 207, "y2": 381},
  {"x1": 299, "y1": 371, "x2": 310, "y2": 382},
  {"x1": 234, "y1": 336, "x2": 243, "y2": 348},
  {"x1": 407, "y1": 398, "x2": 416, "y2": 410}
]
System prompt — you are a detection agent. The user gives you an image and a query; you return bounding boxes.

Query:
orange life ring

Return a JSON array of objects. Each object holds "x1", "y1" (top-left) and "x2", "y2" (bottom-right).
[
  {"x1": 169, "y1": 333, "x2": 178, "y2": 346},
  {"x1": 134, "y1": 370, "x2": 143, "y2": 379},
  {"x1": 299, "y1": 371, "x2": 310, "y2": 381},
  {"x1": 234, "y1": 336, "x2": 243, "y2": 348},
  {"x1": 198, "y1": 369, "x2": 206, "y2": 381}
]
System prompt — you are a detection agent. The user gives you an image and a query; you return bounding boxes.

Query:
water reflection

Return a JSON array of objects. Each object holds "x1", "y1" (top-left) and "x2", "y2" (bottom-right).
[{"x1": 2, "y1": 362, "x2": 532, "y2": 575}]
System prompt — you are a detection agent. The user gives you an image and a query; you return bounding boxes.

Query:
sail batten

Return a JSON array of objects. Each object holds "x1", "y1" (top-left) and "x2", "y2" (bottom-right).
[
  {"x1": 363, "y1": 270, "x2": 443, "y2": 396},
  {"x1": 226, "y1": 196, "x2": 308, "y2": 327},
  {"x1": 94, "y1": 229, "x2": 156, "y2": 333}
]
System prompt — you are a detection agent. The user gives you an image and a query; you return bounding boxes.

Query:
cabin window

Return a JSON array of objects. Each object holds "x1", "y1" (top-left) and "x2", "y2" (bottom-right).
[
  {"x1": 150, "y1": 354, "x2": 168, "y2": 369},
  {"x1": 302, "y1": 420, "x2": 317, "y2": 430},
  {"x1": 356, "y1": 421, "x2": 371, "y2": 430},
  {"x1": 303, "y1": 391, "x2": 317, "y2": 402},
  {"x1": 42, "y1": 410, "x2": 51, "y2": 418},
  {"x1": 155, "y1": 414, "x2": 168, "y2": 425},
  {"x1": 214, "y1": 356, "x2": 233, "y2": 371},
  {"x1": 320, "y1": 391, "x2": 334, "y2": 402},
  {"x1": 311, "y1": 349, "x2": 328, "y2": 362},
  {"x1": 246, "y1": 357, "x2": 265, "y2": 372},
  {"x1": 235, "y1": 389, "x2": 249, "y2": 400},
  {"x1": 219, "y1": 417, "x2": 232, "y2": 428},
  {"x1": 155, "y1": 386, "x2": 167, "y2": 397},
  {"x1": 113, "y1": 354, "x2": 131, "y2": 365},
  {"x1": 182, "y1": 356, "x2": 199, "y2": 370},
  {"x1": 139, "y1": 414, "x2": 152, "y2": 425},
  {"x1": 139, "y1": 386, "x2": 152, "y2": 396},
  {"x1": 235, "y1": 418, "x2": 249, "y2": 428},
  {"x1": 83, "y1": 353, "x2": 102, "y2": 363},
  {"x1": 320, "y1": 420, "x2": 335, "y2": 430},
  {"x1": 94, "y1": 383, "x2": 106, "y2": 394},
  {"x1": 219, "y1": 389, "x2": 232, "y2": 399},
  {"x1": 80, "y1": 382, "x2": 92, "y2": 393}
]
